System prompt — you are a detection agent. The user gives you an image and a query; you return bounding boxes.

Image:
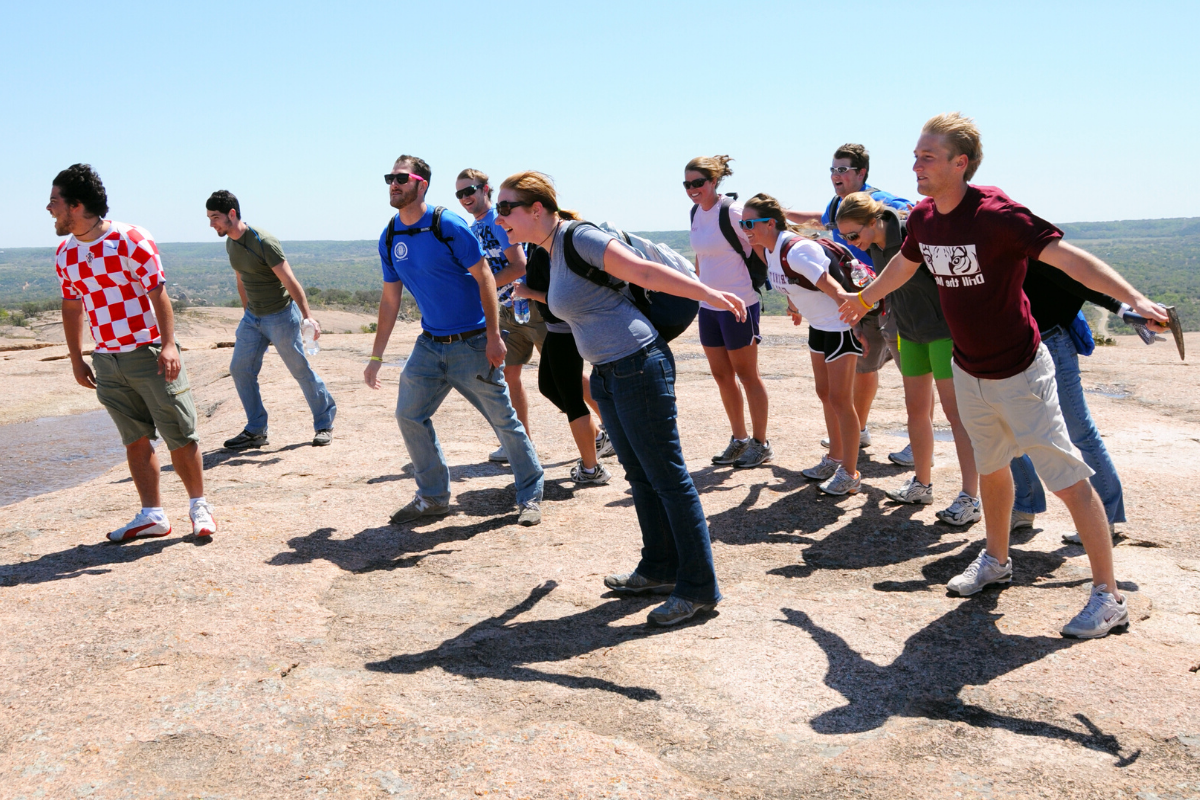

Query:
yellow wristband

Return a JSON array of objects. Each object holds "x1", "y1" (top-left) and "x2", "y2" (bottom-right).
[
  {"x1": 857, "y1": 292, "x2": 872, "y2": 310},
  {"x1": 368, "y1": 356, "x2": 383, "y2": 362}
]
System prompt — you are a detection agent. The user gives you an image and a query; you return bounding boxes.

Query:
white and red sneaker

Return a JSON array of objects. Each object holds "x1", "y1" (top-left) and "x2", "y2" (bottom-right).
[
  {"x1": 107, "y1": 512, "x2": 171, "y2": 542},
  {"x1": 190, "y1": 500, "x2": 217, "y2": 538}
]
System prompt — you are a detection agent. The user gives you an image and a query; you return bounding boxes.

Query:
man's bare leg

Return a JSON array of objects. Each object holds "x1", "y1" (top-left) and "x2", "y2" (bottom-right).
[
  {"x1": 169, "y1": 441, "x2": 205, "y2": 499},
  {"x1": 979, "y1": 467, "x2": 1015, "y2": 563},
  {"x1": 1053, "y1": 479, "x2": 1118, "y2": 596},
  {"x1": 126, "y1": 436, "x2": 161, "y2": 507}
]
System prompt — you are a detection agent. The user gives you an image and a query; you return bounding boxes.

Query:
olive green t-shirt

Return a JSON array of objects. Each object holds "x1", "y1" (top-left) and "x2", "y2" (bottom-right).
[{"x1": 226, "y1": 225, "x2": 291, "y2": 316}]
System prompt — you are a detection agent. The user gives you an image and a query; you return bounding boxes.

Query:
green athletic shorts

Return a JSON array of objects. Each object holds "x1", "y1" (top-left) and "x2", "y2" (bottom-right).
[
  {"x1": 92, "y1": 343, "x2": 199, "y2": 451},
  {"x1": 898, "y1": 336, "x2": 954, "y2": 380}
]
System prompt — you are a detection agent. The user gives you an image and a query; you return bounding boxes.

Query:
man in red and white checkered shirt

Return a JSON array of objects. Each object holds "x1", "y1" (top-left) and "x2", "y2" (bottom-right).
[{"x1": 49, "y1": 163, "x2": 216, "y2": 542}]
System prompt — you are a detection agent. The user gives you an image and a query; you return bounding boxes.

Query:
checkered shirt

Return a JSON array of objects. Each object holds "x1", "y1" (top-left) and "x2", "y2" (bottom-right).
[{"x1": 55, "y1": 221, "x2": 165, "y2": 353}]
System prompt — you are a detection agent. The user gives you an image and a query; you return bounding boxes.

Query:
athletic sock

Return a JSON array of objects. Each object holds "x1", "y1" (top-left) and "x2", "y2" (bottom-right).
[
  {"x1": 581, "y1": 465, "x2": 598, "y2": 475},
  {"x1": 188, "y1": 497, "x2": 207, "y2": 511},
  {"x1": 142, "y1": 507, "x2": 167, "y2": 522}
]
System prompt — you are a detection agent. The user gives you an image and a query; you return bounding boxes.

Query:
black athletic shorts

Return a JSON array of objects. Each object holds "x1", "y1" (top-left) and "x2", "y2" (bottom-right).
[{"x1": 808, "y1": 325, "x2": 863, "y2": 363}]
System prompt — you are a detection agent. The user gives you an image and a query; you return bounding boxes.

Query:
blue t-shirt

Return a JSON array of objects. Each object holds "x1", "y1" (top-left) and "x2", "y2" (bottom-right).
[
  {"x1": 470, "y1": 207, "x2": 517, "y2": 308},
  {"x1": 821, "y1": 186, "x2": 912, "y2": 266},
  {"x1": 378, "y1": 207, "x2": 487, "y2": 336}
]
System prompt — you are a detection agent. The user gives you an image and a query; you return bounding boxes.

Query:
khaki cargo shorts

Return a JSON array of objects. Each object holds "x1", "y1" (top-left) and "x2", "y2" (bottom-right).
[
  {"x1": 854, "y1": 312, "x2": 895, "y2": 374},
  {"x1": 951, "y1": 344, "x2": 1093, "y2": 491},
  {"x1": 500, "y1": 303, "x2": 547, "y2": 367},
  {"x1": 92, "y1": 343, "x2": 200, "y2": 451}
]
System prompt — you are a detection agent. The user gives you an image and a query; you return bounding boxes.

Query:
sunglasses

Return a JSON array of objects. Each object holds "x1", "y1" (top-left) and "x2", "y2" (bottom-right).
[
  {"x1": 738, "y1": 218, "x2": 774, "y2": 231},
  {"x1": 682, "y1": 177, "x2": 709, "y2": 190},
  {"x1": 383, "y1": 172, "x2": 427, "y2": 185},
  {"x1": 496, "y1": 200, "x2": 532, "y2": 216},
  {"x1": 830, "y1": 166, "x2": 860, "y2": 175},
  {"x1": 455, "y1": 183, "x2": 485, "y2": 200},
  {"x1": 840, "y1": 224, "x2": 866, "y2": 243}
]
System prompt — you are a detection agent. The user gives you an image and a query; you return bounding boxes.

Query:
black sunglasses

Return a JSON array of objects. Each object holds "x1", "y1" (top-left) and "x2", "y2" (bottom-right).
[
  {"x1": 455, "y1": 183, "x2": 485, "y2": 200},
  {"x1": 682, "y1": 177, "x2": 709, "y2": 190},
  {"x1": 496, "y1": 200, "x2": 532, "y2": 216},
  {"x1": 383, "y1": 172, "x2": 426, "y2": 185}
]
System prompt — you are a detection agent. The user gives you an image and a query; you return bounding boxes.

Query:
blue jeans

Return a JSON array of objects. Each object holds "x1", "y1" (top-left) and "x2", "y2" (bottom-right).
[
  {"x1": 1010, "y1": 326, "x2": 1125, "y2": 523},
  {"x1": 230, "y1": 302, "x2": 337, "y2": 433},
  {"x1": 396, "y1": 332, "x2": 543, "y2": 507},
  {"x1": 591, "y1": 338, "x2": 721, "y2": 604}
]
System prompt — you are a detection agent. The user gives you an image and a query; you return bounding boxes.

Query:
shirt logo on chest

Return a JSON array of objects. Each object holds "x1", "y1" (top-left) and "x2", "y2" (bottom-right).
[
  {"x1": 920, "y1": 243, "x2": 986, "y2": 288},
  {"x1": 85, "y1": 251, "x2": 94, "y2": 264},
  {"x1": 393, "y1": 241, "x2": 409, "y2": 262}
]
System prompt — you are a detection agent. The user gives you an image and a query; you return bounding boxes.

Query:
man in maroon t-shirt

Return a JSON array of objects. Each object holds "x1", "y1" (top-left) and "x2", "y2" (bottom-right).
[{"x1": 840, "y1": 113, "x2": 1168, "y2": 639}]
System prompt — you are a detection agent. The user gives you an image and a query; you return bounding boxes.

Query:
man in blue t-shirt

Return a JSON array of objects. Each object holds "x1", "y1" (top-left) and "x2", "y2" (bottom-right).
[
  {"x1": 787, "y1": 143, "x2": 915, "y2": 457},
  {"x1": 364, "y1": 155, "x2": 544, "y2": 527},
  {"x1": 455, "y1": 168, "x2": 546, "y2": 463}
]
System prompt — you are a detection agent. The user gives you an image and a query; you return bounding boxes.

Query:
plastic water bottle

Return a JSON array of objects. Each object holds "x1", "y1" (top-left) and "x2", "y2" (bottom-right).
[
  {"x1": 301, "y1": 318, "x2": 319, "y2": 356},
  {"x1": 512, "y1": 283, "x2": 531, "y2": 325},
  {"x1": 849, "y1": 260, "x2": 871, "y2": 289}
]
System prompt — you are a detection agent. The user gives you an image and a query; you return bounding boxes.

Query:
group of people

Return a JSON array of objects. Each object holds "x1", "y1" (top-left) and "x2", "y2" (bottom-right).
[{"x1": 46, "y1": 111, "x2": 1170, "y2": 637}]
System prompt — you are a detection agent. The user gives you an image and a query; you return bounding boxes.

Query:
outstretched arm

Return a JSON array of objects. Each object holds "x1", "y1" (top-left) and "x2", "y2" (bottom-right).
[
  {"x1": 1037, "y1": 240, "x2": 1168, "y2": 326},
  {"x1": 601, "y1": 242, "x2": 747, "y2": 321},
  {"x1": 364, "y1": 280, "x2": 404, "y2": 389},
  {"x1": 839, "y1": 252, "x2": 921, "y2": 325},
  {"x1": 469, "y1": 259, "x2": 506, "y2": 368}
]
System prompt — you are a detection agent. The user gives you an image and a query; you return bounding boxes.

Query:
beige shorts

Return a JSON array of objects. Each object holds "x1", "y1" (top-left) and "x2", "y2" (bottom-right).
[
  {"x1": 92, "y1": 343, "x2": 199, "y2": 451},
  {"x1": 854, "y1": 312, "x2": 895, "y2": 374},
  {"x1": 500, "y1": 303, "x2": 547, "y2": 367},
  {"x1": 951, "y1": 344, "x2": 1093, "y2": 491}
]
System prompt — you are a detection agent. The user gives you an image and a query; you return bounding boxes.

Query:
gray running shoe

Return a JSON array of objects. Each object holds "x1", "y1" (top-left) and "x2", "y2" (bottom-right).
[
  {"x1": 571, "y1": 460, "x2": 612, "y2": 485},
  {"x1": 733, "y1": 438, "x2": 773, "y2": 468},
  {"x1": 647, "y1": 595, "x2": 717, "y2": 626},
  {"x1": 821, "y1": 427, "x2": 870, "y2": 449},
  {"x1": 936, "y1": 492, "x2": 982, "y2": 526},
  {"x1": 1011, "y1": 509, "x2": 1036, "y2": 531},
  {"x1": 489, "y1": 446, "x2": 509, "y2": 463},
  {"x1": 818, "y1": 466, "x2": 861, "y2": 496},
  {"x1": 947, "y1": 548, "x2": 1012, "y2": 596},
  {"x1": 389, "y1": 495, "x2": 450, "y2": 526},
  {"x1": 604, "y1": 571, "x2": 675, "y2": 596},
  {"x1": 224, "y1": 429, "x2": 268, "y2": 450},
  {"x1": 802, "y1": 455, "x2": 841, "y2": 481},
  {"x1": 517, "y1": 501, "x2": 541, "y2": 526},
  {"x1": 1060, "y1": 584, "x2": 1129, "y2": 638},
  {"x1": 888, "y1": 443, "x2": 916, "y2": 467},
  {"x1": 712, "y1": 436, "x2": 750, "y2": 465},
  {"x1": 886, "y1": 476, "x2": 933, "y2": 505},
  {"x1": 312, "y1": 428, "x2": 333, "y2": 446},
  {"x1": 595, "y1": 428, "x2": 616, "y2": 459},
  {"x1": 1062, "y1": 522, "x2": 1118, "y2": 545}
]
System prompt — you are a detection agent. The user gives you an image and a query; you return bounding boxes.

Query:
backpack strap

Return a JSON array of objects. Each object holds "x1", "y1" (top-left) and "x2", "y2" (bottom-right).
[
  {"x1": 562, "y1": 221, "x2": 623, "y2": 289},
  {"x1": 716, "y1": 196, "x2": 748, "y2": 262},
  {"x1": 777, "y1": 236, "x2": 819, "y2": 291},
  {"x1": 384, "y1": 206, "x2": 454, "y2": 267}
]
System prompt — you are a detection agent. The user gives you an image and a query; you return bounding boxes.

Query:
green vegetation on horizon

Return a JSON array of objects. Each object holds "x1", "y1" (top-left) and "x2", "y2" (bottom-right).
[{"x1": 2, "y1": 218, "x2": 1197, "y2": 331}]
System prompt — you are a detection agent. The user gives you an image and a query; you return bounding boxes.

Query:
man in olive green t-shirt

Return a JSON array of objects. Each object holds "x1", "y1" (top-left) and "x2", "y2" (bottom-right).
[{"x1": 206, "y1": 190, "x2": 337, "y2": 448}]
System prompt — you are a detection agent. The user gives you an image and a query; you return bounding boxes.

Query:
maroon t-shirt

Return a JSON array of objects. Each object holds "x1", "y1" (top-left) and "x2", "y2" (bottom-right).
[{"x1": 900, "y1": 185, "x2": 1062, "y2": 379}]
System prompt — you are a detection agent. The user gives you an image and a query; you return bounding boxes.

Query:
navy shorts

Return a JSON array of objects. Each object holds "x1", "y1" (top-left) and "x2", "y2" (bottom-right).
[
  {"x1": 808, "y1": 326, "x2": 863, "y2": 363},
  {"x1": 698, "y1": 303, "x2": 761, "y2": 351}
]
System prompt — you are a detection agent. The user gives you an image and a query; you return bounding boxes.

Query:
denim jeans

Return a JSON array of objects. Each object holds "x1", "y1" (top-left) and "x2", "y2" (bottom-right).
[
  {"x1": 1009, "y1": 326, "x2": 1125, "y2": 523},
  {"x1": 230, "y1": 302, "x2": 337, "y2": 433},
  {"x1": 396, "y1": 332, "x2": 543, "y2": 507},
  {"x1": 591, "y1": 338, "x2": 721, "y2": 604}
]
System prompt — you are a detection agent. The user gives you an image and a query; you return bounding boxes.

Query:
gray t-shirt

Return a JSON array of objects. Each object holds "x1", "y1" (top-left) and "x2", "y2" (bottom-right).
[{"x1": 546, "y1": 223, "x2": 657, "y2": 364}]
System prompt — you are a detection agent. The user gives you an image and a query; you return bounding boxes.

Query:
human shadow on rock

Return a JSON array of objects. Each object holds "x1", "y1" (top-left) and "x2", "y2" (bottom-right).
[
  {"x1": 0, "y1": 536, "x2": 187, "y2": 586},
  {"x1": 269, "y1": 517, "x2": 499, "y2": 573},
  {"x1": 365, "y1": 460, "x2": 519, "y2": 486},
  {"x1": 367, "y1": 580, "x2": 675, "y2": 700},
  {"x1": 781, "y1": 596, "x2": 1138, "y2": 765}
]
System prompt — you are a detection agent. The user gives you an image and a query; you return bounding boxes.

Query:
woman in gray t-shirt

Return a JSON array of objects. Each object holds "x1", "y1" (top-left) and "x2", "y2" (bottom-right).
[{"x1": 497, "y1": 171, "x2": 745, "y2": 627}]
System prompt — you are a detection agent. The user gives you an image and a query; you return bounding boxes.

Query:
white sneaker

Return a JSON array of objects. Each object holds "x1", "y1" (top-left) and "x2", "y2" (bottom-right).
[
  {"x1": 886, "y1": 476, "x2": 933, "y2": 505},
  {"x1": 1062, "y1": 522, "x2": 1118, "y2": 545},
  {"x1": 489, "y1": 446, "x2": 509, "y2": 463},
  {"x1": 571, "y1": 460, "x2": 612, "y2": 485},
  {"x1": 107, "y1": 511, "x2": 171, "y2": 542},
  {"x1": 947, "y1": 548, "x2": 1012, "y2": 596},
  {"x1": 936, "y1": 492, "x2": 982, "y2": 526},
  {"x1": 595, "y1": 429, "x2": 616, "y2": 459},
  {"x1": 888, "y1": 443, "x2": 915, "y2": 467},
  {"x1": 802, "y1": 455, "x2": 840, "y2": 481},
  {"x1": 1011, "y1": 509, "x2": 1036, "y2": 531},
  {"x1": 818, "y1": 466, "x2": 861, "y2": 496},
  {"x1": 1061, "y1": 584, "x2": 1129, "y2": 638},
  {"x1": 820, "y1": 428, "x2": 870, "y2": 449},
  {"x1": 190, "y1": 500, "x2": 217, "y2": 537}
]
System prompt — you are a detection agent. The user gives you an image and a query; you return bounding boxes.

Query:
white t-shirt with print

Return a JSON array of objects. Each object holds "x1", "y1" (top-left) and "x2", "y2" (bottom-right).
[
  {"x1": 690, "y1": 199, "x2": 758, "y2": 311},
  {"x1": 766, "y1": 233, "x2": 849, "y2": 332}
]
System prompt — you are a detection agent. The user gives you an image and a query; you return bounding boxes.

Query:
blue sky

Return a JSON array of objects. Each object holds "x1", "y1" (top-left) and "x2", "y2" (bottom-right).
[{"x1": 3, "y1": 0, "x2": 1197, "y2": 248}]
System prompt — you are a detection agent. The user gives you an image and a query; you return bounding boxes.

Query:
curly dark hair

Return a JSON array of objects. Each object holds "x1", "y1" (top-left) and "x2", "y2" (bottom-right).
[
  {"x1": 206, "y1": 190, "x2": 241, "y2": 217},
  {"x1": 53, "y1": 164, "x2": 108, "y2": 218}
]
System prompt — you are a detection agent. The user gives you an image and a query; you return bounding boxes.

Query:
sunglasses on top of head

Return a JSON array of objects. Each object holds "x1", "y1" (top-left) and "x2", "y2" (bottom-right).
[
  {"x1": 455, "y1": 183, "x2": 485, "y2": 200},
  {"x1": 738, "y1": 217, "x2": 773, "y2": 231},
  {"x1": 496, "y1": 200, "x2": 532, "y2": 216},
  {"x1": 383, "y1": 172, "x2": 426, "y2": 185},
  {"x1": 682, "y1": 177, "x2": 709, "y2": 190}
]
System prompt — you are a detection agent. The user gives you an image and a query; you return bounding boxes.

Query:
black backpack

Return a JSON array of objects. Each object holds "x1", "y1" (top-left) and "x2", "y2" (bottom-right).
[
  {"x1": 383, "y1": 206, "x2": 454, "y2": 268},
  {"x1": 777, "y1": 236, "x2": 880, "y2": 315},
  {"x1": 690, "y1": 193, "x2": 771, "y2": 293},
  {"x1": 561, "y1": 222, "x2": 699, "y2": 342}
]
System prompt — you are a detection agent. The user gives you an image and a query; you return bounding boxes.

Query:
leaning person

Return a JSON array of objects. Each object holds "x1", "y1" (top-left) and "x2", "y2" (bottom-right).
[
  {"x1": 49, "y1": 164, "x2": 216, "y2": 540},
  {"x1": 205, "y1": 191, "x2": 337, "y2": 449},
  {"x1": 496, "y1": 171, "x2": 745, "y2": 626}
]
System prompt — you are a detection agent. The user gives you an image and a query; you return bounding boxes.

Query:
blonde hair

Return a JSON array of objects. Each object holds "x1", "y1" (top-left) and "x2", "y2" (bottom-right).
[
  {"x1": 499, "y1": 171, "x2": 582, "y2": 220},
  {"x1": 835, "y1": 192, "x2": 886, "y2": 226},
  {"x1": 457, "y1": 168, "x2": 491, "y2": 199},
  {"x1": 685, "y1": 155, "x2": 734, "y2": 186},
  {"x1": 743, "y1": 193, "x2": 807, "y2": 235},
  {"x1": 922, "y1": 112, "x2": 984, "y2": 181}
]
